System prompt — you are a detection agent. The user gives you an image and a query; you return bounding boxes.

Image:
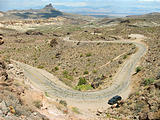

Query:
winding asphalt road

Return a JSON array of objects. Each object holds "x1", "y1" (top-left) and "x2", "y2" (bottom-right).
[{"x1": 14, "y1": 38, "x2": 147, "y2": 108}]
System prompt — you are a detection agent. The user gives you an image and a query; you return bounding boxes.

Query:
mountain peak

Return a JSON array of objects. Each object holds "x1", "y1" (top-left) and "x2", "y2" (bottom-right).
[{"x1": 44, "y1": 3, "x2": 54, "y2": 9}]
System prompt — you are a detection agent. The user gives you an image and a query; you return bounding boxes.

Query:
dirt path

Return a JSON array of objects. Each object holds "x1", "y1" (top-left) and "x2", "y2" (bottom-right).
[{"x1": 13, "y1": 37, "x2": 147, "y2": 112}]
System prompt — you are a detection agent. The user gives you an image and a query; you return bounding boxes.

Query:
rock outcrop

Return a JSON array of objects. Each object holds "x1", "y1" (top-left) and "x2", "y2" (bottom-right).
[{"x1": 0, "y1": 58, "x2": 49, "y2": 120}]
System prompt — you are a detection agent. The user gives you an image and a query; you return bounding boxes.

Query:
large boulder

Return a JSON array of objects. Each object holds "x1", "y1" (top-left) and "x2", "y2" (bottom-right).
[
  {"x1": 0, "y1": 70, "x2": 8, "y2": 81},
  {"x1": 156, "y1": 71, "x2": 160, "y2": 80},
  {"x1": 0, "y1": 37, "x2": 4, "y2": 45},
  {"x1": 91, "y1": 77, "x2": 103, "y2": 89},
  {"x1": 26, "y1": 31, "x2": 43, "y2": 35},
  {"x1": 50, "y1": 38, "x2": 58, "y2": 47},
  {"x1": 0, "y1": 60, "x2": 5, "y2": 69},
  {"x1": 154, "y1": 81, "x2": 160, "y2": 89}
]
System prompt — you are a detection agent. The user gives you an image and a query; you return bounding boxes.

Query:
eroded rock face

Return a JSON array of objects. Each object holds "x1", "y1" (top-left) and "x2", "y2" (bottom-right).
[{"x1": 0, "y1": 58, "x2": 49, "y2": 120}]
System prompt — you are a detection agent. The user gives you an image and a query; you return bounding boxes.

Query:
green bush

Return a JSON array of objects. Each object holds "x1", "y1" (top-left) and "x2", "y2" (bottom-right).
[
  {"x1": 144, "y1": 78, "x2": 154, "y2": 86},
  {"x1": 92, "y1": 70, "x2": 97, "y2": 74},
  {"x1": 72, "y1": 107, "x2": 80, "y2": 114},
  {"x1": 38, "y1": 65, "x2": 44, "y2": 69},
  {"x1": 78, "y1": 77, "x2": 87, "y2": 86},
  {"x1": 123, "y1": 55, "x2": 127, "y2": 59},
  {"x1": 75, "y1": 84, "x2": 93, "y2": 91},
  {"x1": 80, "y1": 54, "x2": 83, "y2": 57},
  {"x1": 63, "y1": 70, "x2": 68, "y2": 75},
  {"x1": 83, "y1": 70, "x2": 89, "y2": 75},
  {"x1": 59, "y1": 100, "x2": 67, "y2": 107},
  {"x1": 45, "y1": 92, "x2": 49, "y2": 97},
  {"x1": 136, "y1": 66, "x2": 142, "y2": 73},
  {"x1": 64, "y1": 75, "x2": 73, "y2": 81},
  {"x1": 86, "y1": 53, "x2": 92, "y2": 57},
  {"x1": 55, "y1": 66, "x2": 59, "y2": 71},
  {"x1": 63, "y1": 70, "x2": 73, "y2": 80}
]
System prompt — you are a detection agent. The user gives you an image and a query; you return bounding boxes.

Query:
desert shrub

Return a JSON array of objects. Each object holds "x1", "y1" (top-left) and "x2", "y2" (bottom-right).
[
  {"x1": 63, "y1": 70, "x2": 68, "y2": 75},
  {"x1": 63, "y1": 70, "x2": 73, "y2": 80},
  {"x1": 59, "y1": 100, "x2": 67, "y2": 107},
  {"x1": 92, "y1": 70, "x2": 97, "y2": 74},
  {"x1": 78, "y1": 77, "x2": 87, "y2": 86},
  {"x1": 123, "y1": 55, "x2": 127, "y2": 59},
  {"x1": 64, "y1": 75, "x2": 73, "y2": 80},
  {"x1": 50, "y1": 38, "x2": 58, "y2": 47},
  {"x1": 134, "y1": 102, "x2": 145, "y2": 113},
  {"x1": 136, "y1": 66, "x2": 142, "y2": 73},
  {"x1": 72, "y1": 107, "x2": 80, "y2": 114},
  {"x1": 83, "y1": 70, "x2": 89, "y2": 75},
  {"x1": 80, "y1": 54, "x2": 83, "y2": 57},
  {"x1": 45, "y1": 92, "x2": 49, "y2": 97},
  {"x1": 86, "y1": 53, "x2": 92, "y2": 57},
  {"x1": 144, "y1": 78, "x2": 154, "y2": 86},
  {"x1": 33, "y1": 100, "x2": 42, "y2": 109},
  {"x1": 38, "y1": 65, "x2": 44, "y2": 69},
  {"x1": 75, "y1": 84, "x2": 93, "y2": 91},
  {"x1": 55, "y1": 66, "x2": 59, "y2": 71}
]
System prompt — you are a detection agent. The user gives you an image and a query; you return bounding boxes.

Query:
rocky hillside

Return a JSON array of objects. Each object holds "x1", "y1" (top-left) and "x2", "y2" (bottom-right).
[
  {"x1": 0, "y1": 4, "x2": 63, "y2": 19},
  {"x1": 0, "y1": 56, "x2": 49, "y2": 119}
]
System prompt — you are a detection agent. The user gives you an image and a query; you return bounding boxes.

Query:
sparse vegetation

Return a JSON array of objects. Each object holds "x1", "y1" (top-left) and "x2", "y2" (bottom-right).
[
  {"x1": 72, "y1": 107, "x2": 80, "y2": 114},
  {"x1": 55, "y1": 66, "x2": 59, "y2": 71},
  {"x1": 37, "y1": 65, "x2": 44, "y2": 69},
  {"x1": 123, "y1": 55, "x2": 127, "y2": 59},
  {"x1": 86, "y1": 53, "x2": 92, "y2": 57},
  {"x1": 59, "y1": 100, "x2": 67, "y2": 107},
  {"x1": 80, "y1": 54, "x2": 83, "y2": 57},
  {"x1": 33, "y1": 100, "x2": 42, "y2": 109},
  {"x1": 136, "y1": 66, "x2": 142, "y2": 73},
  {"x1": 92, "y1": 70, "x2": 97, "y2": 74},
  {"x1": 63, "y1": 70, "x2": 68, "y2": 75},
  {"x1": 75, "y1": 84, "x2": 93, "y2": 91},
  {"x1": 45, "y1": 91, "x2": 49, "y2": 97},
  {"x1": 144, "y1": 78, "x2": 155, "y2": 86},
  {"x1": 83, "y1": 70, "x2": 89, "y2": 75},
  {"x1": 1, "y1": 9, "x2": 160, "y2": 120},
  {"x1": 78, "y1": 77, "x2": 87, "y2": 86}
]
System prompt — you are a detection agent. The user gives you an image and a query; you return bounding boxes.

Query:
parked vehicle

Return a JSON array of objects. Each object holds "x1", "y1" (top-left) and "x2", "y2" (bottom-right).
[{"x1": 108, "y1": 95, "x2": 122, "y2": 105}]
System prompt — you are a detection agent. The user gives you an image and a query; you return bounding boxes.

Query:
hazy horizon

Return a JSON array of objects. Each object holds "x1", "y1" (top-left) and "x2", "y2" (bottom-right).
[{"x1": 1, "y1": 0, "x2": 160, "y2": 17}]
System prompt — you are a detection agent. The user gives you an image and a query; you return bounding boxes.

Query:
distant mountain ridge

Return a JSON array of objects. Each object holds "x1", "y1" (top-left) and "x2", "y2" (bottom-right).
[{"x1": 0, "y1": 3, "x2": 64, "y2": 19}]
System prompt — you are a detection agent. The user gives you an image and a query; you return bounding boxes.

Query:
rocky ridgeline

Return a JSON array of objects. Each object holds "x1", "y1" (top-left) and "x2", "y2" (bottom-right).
[
  {"x1": 0, "y1": 58, "x2": 49, "y2": 120},
  {"x1": 0, "y1": 17, "x2": 66, "y2": 25}
]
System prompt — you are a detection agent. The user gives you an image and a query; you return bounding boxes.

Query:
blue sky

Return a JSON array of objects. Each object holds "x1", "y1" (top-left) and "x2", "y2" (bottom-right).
[{"x1": 1, "y1": 0, "x2": 160, "y2": 16}]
